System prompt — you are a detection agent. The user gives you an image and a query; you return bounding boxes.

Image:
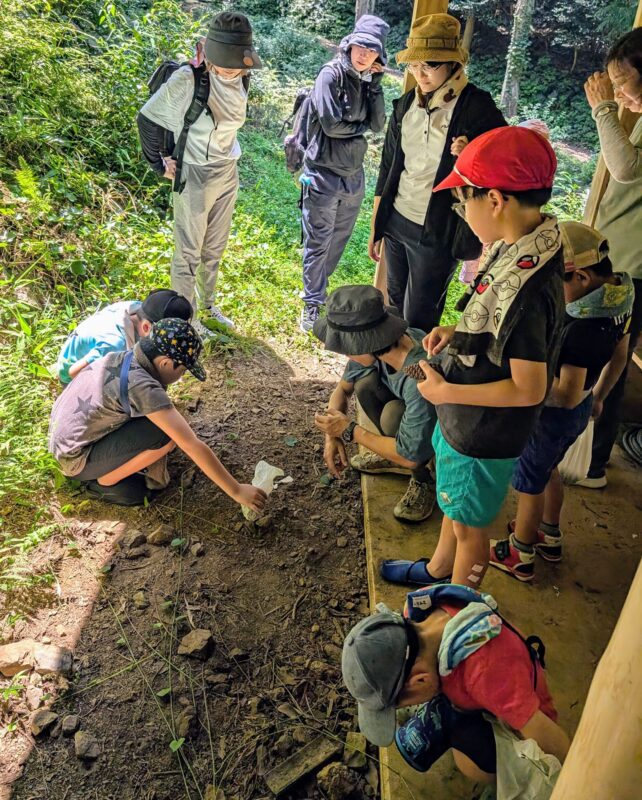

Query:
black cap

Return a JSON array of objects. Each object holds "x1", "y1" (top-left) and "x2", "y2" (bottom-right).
[
  {"x1": 150, "y1": 318, "x2": 206, "y2": 382},
  {"x1": 204, "y1": 12, "x2": 262, "y2": 70},
  {"x1": 141, "y1": 289, "x2": 192, "y2": 323}
]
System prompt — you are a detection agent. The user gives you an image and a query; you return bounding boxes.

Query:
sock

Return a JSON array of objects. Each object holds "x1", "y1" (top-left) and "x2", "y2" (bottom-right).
[
  {"x1": 511, "y1": 533, "x2": 534, "y2": 554},
  {"x1": 540, "y1": 521, "x2": 561, "y2": 538}
]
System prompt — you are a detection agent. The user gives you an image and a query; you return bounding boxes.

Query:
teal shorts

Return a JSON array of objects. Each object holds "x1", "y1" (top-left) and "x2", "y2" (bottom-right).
[{"x1": 432, "y1": 423, "x2": 517, "y2": 528}]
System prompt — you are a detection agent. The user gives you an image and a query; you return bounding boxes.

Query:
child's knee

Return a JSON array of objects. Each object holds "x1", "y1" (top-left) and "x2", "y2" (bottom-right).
[{"x1": 452, "y1": 749, "x2": 495, "y2": 784}]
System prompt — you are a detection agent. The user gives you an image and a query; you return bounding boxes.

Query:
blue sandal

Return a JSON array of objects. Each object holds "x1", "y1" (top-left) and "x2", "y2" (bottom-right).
[{"x1": 380, "y1": 558, "x2": 451, "y2": 587}]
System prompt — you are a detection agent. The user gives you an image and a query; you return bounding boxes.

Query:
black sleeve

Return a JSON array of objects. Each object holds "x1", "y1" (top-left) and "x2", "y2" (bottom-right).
[
  {"x1": 313, "y1": 67, "x2": 368, "y2": 139},
  {"x1": 136, "y1": 112, "x2": 168, "y2": 176},
  {"x1": 374, "y1": 97, "x2": 401, "y2": 196},
  {"x1": 503, "y1": 295, "x2": 550, "y2": 363},
  {"x1": 366, "y1": 73, "x2": 386, "y2": 133},
  {"x1": 464, "y1": 90, "x2": 507, "y2": 142}
]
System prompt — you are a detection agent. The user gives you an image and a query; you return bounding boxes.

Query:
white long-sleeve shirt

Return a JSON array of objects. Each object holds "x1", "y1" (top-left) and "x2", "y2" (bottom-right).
[{"x1": 140, "y1": 66, "x2": 247, "y2": 164}]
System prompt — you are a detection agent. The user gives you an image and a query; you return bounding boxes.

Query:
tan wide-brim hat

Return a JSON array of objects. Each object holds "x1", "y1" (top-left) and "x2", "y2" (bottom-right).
[{"x1": 396, "y1": 13, "x2": 468, "y2": 66}]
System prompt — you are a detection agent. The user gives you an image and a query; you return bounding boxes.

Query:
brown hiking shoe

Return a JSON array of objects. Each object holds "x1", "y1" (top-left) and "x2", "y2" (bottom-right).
[
  {"x1": 350, "y1": 451, "x2": 411, "y2": 476},
  {"x1": 393, "y1": 478, "x2": 436, "y2": 522}
]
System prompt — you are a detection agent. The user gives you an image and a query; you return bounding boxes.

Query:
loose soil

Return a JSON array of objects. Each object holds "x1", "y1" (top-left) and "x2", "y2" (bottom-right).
[{"x1": 3, "y1": 341, "x2": 377, "y2": 800}]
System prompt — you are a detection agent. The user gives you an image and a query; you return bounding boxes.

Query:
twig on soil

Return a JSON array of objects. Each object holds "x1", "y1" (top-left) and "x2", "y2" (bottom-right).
[{"x1": 290, "y1": 590, "x2": 308, "y2": 621}]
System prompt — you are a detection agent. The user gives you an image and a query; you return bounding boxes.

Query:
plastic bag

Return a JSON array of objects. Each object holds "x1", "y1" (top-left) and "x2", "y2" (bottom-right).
[
  {"x1": 490, "y1": 718, "x2": 561, "y2": 800},
  {"x1": 242, "y1": 460, "x2": 284, "y2": 522},
  {"x1": 558, "y1": 418, "x2": 594, "y2": 484}
]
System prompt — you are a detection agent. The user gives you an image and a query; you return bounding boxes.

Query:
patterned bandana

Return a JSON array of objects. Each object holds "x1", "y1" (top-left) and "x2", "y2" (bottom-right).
[
  {"x1": 566, "y1": 271, "x2": 635, "y2": 321},
  {"x1": 150, "y1": 318, "x2": 206, "y2": 382},
  {"x1": 450, "y1": 214, "x2": 562, "y2": 367}
]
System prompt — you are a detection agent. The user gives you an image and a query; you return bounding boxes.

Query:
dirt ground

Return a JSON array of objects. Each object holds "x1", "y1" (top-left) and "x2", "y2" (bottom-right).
[
  {"x1": 2, "y1": 341, "x2": 641, "y2": 800},
  {"x1": 2, "y1": 342, "x2": 378, "y2": 800}
]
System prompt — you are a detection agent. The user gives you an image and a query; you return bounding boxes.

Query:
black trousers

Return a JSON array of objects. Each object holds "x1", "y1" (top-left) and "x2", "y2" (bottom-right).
[
  {"x1": 590, "y1": 276, "x2": 642, "y2": 476},
  {"x1": 384, "y1": 207, "x2": 457, "y2": 332},
  {"x1": 354, "y1": 371, "x2": 432, "y2": 484}
]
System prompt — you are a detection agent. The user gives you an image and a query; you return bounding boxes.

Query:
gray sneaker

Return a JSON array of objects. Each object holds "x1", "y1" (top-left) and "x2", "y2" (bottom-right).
[
  {"x1": 300, "y1": 304, "x2": 321, "y2": 333},
  {"x1": 192, "y1": 319, "x2": 216, "y2": 341},
  {"x1": 207, "y1": 305, "x2": 235, "y2": 328},
  {"x1": 393, "y1": 478, "x2": 436, "y2": 523},
  {"x1": 350, "y1": 451, "x2": 411, "y2": 476}
]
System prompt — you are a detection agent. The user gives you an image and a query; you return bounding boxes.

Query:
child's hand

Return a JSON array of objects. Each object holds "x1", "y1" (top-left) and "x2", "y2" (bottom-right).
[
  {"x1": 423, "y1": 325, "x2": 455, "y2": 357},
  {"x1": 450, "y1": 135, "x2": 469, "y2": 156},
  {"x1": 234, "y1": 484, "x2": 267, "y2": 514},
  {"x1": 417, "y1": 360, "x2": 447, "y2": 404},
  {"x1": 324, "y1": 436, "x2": 348, "y2": 478}
]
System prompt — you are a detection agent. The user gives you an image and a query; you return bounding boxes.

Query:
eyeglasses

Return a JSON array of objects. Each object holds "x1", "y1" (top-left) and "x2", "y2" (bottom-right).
[
  {"x1": 452, "y1": 201, "x2": 467, "y2": 220},
  {"x1": 407, "y1": 61, "x2": 446, "y2": 75}
]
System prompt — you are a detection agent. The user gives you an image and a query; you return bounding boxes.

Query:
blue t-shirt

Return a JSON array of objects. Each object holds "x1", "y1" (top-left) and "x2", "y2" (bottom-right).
[
  {"x1": 56, "y1": 301, "x2": 141, "y2": 384},
  {"x1": 341, "y1": 327, "x2": 436, "y2": 464}
]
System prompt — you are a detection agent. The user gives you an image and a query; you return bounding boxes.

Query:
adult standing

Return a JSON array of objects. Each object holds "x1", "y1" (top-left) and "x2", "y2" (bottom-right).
[
  {"x1": 138, "y1": 12, "x2": 262, "y2": 339},
  {"x1": 369, "y1": 14, "x2": 506, "y2": 332},
  {"x1": 299, "y1": 15, "x2": 389, "y2": 333},
  {"x1": 582, "y1": 28, "x2": 642, "y2": 488}
]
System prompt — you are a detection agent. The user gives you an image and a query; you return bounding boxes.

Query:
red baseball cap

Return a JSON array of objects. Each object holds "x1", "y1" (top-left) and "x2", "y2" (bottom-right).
[{"x1": 433, "y1": 126, "x2": 557, "y2": 194}]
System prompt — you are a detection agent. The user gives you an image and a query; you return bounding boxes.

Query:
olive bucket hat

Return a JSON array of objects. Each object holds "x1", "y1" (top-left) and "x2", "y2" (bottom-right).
[
  {"x1": 313, "y1": 286, "x2": 408, "y2": 356},
  {"x1": 204, "y1": 11, "x2": 262, "y2": 70},
  {"x1": 396, "y1": 13, "x2": 468, "y2": 66}
]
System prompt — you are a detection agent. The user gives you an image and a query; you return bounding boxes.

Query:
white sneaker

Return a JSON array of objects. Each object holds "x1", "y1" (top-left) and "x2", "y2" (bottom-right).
[
  {"x1": 207, "y1": 305, "x2": 235, "y2": 328},
  {"x1": 192, "y1": 319, "x2": 215, "y2": 341},
  {"x1": 575, "y1": 474, "x2": 607, "y2": 489}
]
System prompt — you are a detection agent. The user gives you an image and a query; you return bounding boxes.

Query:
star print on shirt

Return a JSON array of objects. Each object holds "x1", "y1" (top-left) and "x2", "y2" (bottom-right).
[
  {"x1": 75, "y1": 396, "x2": 95, "y2": 415},
  {"x1": 103, "y1": 361, "x2": 123, "y2": 386}
]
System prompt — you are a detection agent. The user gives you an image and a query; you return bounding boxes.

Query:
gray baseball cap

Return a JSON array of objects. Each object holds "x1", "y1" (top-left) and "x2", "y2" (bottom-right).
[{"x1": 341, "y1": 610, "x2": 414, "y2": 746}]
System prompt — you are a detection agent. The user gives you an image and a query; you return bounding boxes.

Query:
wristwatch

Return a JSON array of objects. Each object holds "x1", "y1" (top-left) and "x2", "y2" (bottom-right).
[
  {"x1": 594, "y1": 103, "x2": 617, "y2": 118},
  {"x1": 342, "y1": 421, "x2": 358, "y2": 444}
]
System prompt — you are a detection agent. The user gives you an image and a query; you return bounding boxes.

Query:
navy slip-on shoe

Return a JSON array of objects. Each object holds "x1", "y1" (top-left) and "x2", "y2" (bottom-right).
[{"x1": 380, "y1": 558, "x2": 451, "y2": 587}]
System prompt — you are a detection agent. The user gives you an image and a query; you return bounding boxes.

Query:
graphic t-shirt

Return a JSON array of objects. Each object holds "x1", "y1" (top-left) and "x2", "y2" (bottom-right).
[
  {"x1": 341, "y1": 328, "x2": 437, "y2": 465},
  {"x1": 555, "y1": 310, "x2": 632, "y2": 391},
  {"x1": 56, "y1": 301, "x2": 141, "y2": 384},
  {"x1": 49, "y1": 346, "x2": 172, "y2": 476},
  {"x1": 439, "y1": 603, "x2": 557, "y2": 731},
  {"x1": 436, "y1": 249, "x2": 565, "y2": 459}
]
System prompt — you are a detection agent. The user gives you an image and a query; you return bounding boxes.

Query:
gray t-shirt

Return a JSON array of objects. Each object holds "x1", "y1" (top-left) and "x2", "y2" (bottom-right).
[
  {"x1": 341, "y1": 328, "x2": 436, "y2": 464},
  {"x1": 48, "y1": 346, "x2": 173, "y2": 476}
]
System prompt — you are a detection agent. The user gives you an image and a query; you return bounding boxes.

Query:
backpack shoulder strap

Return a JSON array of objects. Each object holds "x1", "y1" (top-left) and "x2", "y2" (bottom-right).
[
  {"x1": 172, "y1": 64, "x2": 210, "y2": 193},
  {"x1": 119, "y1": 350, "x2": 135, "y2": 416}
]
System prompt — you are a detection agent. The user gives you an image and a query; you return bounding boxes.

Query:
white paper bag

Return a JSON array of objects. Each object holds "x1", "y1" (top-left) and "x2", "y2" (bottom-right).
[
  {"x1": 558, "y1": 418, "x2": 594, "y2": 484},
  {"x1": 242, "y1": 460, "x2": 284, "y2": 522}
]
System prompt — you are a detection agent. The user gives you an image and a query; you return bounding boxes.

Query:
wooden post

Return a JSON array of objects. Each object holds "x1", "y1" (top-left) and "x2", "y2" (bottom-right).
[
  {"x1": 549, "y1": 559, "x2": 642, "y2": 800},
  {"x1": 583, "y1": 3, "x2": 642, "y2": 226},
  {"x1": 373, "y1": 0, "x2": 449, "y2": 297}
]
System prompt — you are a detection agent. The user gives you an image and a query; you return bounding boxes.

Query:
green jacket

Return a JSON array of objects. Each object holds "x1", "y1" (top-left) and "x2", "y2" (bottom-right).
[{"x1": 594, "y1": 101, "x2": 642, "y2": 280}]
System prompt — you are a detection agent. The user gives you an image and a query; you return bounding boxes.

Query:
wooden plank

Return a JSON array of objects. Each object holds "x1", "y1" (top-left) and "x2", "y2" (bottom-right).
[
  {"x1": 550, "y1": 560, "x2": 642, "y2": 800},
  {"x1": 265, "y1": 735, "x2": 343, "y2": 795}
]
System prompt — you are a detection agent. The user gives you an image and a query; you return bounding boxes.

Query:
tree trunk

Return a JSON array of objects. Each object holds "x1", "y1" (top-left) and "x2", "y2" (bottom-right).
[
  {"x1": 462, "y1": 13, "x2": 475, "y2": 54},
  {"x1": 355, "y1": 0, "x2": 376, "y2": 21},
  {"x1": 499, "y1": 0, "x2": 535, "y2": 118}
]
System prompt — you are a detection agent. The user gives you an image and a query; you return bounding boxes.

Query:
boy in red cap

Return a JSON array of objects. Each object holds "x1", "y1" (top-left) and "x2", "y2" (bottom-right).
[
  {"x1": 490, "y1": 221, "x2": 635, "y2": 581},
  {"x1": 381, "y1": 126, "x2": 565, "y2": 589}
]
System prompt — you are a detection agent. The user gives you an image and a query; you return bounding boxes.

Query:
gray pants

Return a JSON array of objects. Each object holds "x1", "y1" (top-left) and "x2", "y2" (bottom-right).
[
  {"x1": 171, "y1": 160, "x2": 239, "y2": 312},
  {"x1": 354, "y1": 371, "x2": 432, "y2": 484},
  {"x1": 301, "y1": 183, "x2": 364, "y2": 306}
]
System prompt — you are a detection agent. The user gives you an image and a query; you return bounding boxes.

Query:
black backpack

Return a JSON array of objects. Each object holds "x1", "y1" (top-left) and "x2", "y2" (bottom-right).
[
  {"x1": 281, "y1": 62, "x2": 344, "y2": 175},
  {"x1": 138, "y1": 61, "x2": 250, "y2": 193}
]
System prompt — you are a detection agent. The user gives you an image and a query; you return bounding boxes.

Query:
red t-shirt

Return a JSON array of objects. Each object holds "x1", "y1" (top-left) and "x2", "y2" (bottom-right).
[{"x1": 438, "y1": 603, "x2": 558, "y2": 731}]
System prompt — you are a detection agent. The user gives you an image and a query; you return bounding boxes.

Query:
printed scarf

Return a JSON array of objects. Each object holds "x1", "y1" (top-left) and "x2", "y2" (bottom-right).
[
  {"x1": 450, "y1": 215, "x2": 562, "y2": 367},
  {"x1": 417, "y1": 65, "x2": 469, "y2": 112},
  {"x1": 566, "y1": 271, "x2": 634, "y2": 321}
]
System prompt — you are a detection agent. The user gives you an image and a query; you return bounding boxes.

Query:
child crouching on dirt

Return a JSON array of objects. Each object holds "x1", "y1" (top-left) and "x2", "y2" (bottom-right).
[
  {"x1": 48, "y1": 317, "x2": 267, "y2": 513},
  {"x1": 380, "y1": 126, "x2": 565, "y2": 590},
  {"x1": 55, "y1": 288, "x2": 192, "y2": 384},
  {"x1": 342, "y1": 585, "x2": 569, "y2": 796},
  {"x1": 490, "y1": 222, "x2": 635, "y2": 582}
]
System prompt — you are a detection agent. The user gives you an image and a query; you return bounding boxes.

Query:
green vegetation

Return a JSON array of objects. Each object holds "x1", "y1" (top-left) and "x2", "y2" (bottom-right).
[{"x1": 0, "y1": 0, "x2": 601, "y2": 597}]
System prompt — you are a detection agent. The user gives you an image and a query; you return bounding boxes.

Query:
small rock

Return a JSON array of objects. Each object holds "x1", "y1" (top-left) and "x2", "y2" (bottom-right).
[
  {"x1": 204, "y1": 786, "x2": 225, "y2": 800},
  {"x1": 177, "y1": 629, "x2": 214, "y2": 659},
  {"x1": 25, "y1": 685, "x2": 43, "y2": 710},
  {"x1": 228, "y1": 647, "x2": 248, "y2": 661},
  {"x1": 55, "y1": 625, "x2": 66, "y2": 638},
  {"x1": 147, "y1": 524, "x2": 175, "y2": 546},
  {"x1": 32, "y1": 642, "x2": 72, "y2": 675},
  {"x1": 132, "y1": 591, "x2": 149, "y2": 610},
  {"x1": 122, "y1": 530, "x2": 147, "y2": 549},
  {"x1": 255, "y1": 515, "x2": 272, "y2": 529},
  {"x1": 292, "y1": 725, "x2": 309, "y2": 745},
  {"x1": 343, "y1": 731, "x2": 367, "y2": 769},
  {"x1": 205, "y1": 672, "x2": 228, "y2": 686},
  {"x1": 62, "y1": 714, "x2": 80, "y2": 737},
  {"x1": 310, "y1": 624, "x2": 320, "y2": 635},
  {"x1": 190, "y1": 542, "x2": 206, "y2": 557},
  {"x1": 336, "y1": 536, "x2": 348, "y2": 548},
  {"x1": 317, "y1": 762, "x2": 358, "y2": 800},
  {"x1": 248, "y1": 696, "x2": 263, "y2": 715},
  {"x1": 31, "y1": 710, "x2": 58, "y2": 737},
  {"x1": 74, "y1": 730, "x2": 100, "y2": 760},
  {"x1": 41, "y1": 636, "x2": 51, "y2": 644},
  {"x1": 323, "y1": 644, "x2": 342, "y2": 663},
  {"x1": 124, "y1": 546, "x2": 149, "y2": 560}
]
